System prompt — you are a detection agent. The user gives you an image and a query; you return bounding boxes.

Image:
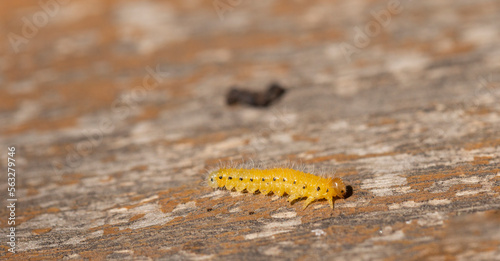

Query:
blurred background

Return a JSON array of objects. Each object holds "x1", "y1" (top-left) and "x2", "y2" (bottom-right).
[{"x1": 1, "y1": 0, "x2": 499, "y2": 259}]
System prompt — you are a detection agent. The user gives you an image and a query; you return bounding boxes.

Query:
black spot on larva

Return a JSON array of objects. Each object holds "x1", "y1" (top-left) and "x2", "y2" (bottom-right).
[
  {"x1": 326, "y1": 189, "x2": 329, "y2": 192},
  {"x1": 219, "y1": 176, "x2": 222, "y2": 179},
  {"x1": 262, "y1": 178, "x2": 265, "y2": 181},
  {"x1": 207, "y1": 208, "x2": 213, "y2": 212},
  {"x1": 250, "y1": 178, "x2": 253, "y2": 182},
  {"x1": 317, "y1": 187, "x2": 320, "y2": 191},
  {"x1": 303, "y1": 185, "x2": 306, "y2": 189},
  {"x1": 273, "y1": 177, "x2": 277, "y2": 181},
  {"x1": 283, "y1": 178, "x2": 287, "y2": 182},
  {"x1": 249, "y1": 211, "x2": 255, "y2": 215},
  {"x1": 228, "y1": 177, "x2": 232, "y2": 180},
  {"x1": 211, "y1": 178, "x2": 213, "y2": 182},
  {"x1": 239, "y1": 177, "x2": 243, "y2": 181},
  {"x1": 293, "y1": 181, "x2": 296, "y2": 184}
]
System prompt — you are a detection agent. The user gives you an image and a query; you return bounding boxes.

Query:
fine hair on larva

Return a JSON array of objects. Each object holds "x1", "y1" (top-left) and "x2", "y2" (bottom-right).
[{"x1": 206, "y1": 160, "x2": 346, "y2": 209}]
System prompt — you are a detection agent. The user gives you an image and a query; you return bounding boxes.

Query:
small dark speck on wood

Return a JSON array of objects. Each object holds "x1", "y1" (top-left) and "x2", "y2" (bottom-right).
[{"x1": 226, "y1": 83, "x2": 286, "y2": 107}]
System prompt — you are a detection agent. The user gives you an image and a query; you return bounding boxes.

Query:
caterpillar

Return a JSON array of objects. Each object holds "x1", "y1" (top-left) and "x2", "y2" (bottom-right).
[{"x1": 207, "y1": 168, "x2": 347, "y2": 209}]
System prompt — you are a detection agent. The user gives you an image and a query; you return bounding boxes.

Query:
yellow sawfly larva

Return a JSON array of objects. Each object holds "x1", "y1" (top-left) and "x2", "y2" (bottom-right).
[{"x1": 207, "y1": 168, "x2": 347, "y2": 209}]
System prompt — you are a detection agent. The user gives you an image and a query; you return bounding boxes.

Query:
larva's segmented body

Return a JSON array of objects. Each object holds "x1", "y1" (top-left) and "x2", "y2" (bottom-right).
[{"x1": 208, "y1": 168, "x2": 346, "y2": 209}]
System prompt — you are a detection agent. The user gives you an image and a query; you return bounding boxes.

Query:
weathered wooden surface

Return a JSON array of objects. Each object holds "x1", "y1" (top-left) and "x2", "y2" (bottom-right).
[{"x1": 1, "y1": 0, "x2": 500, "y2": 260}]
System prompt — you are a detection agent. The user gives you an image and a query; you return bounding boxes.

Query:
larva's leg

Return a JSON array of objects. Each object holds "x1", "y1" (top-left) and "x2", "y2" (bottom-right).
[
  {"x1": 302, "y1": 197, "x2": 315, "y2": 209},
  {"x1": 247, "y1": 187, "x2": 258, "y2": 194},
  {"x1": 287, "y1": 194, "x2": 300, "y2": 204},
  {"x1": 235, "y1": 185, "x2": 246, "y2": 192},
  {"x1": 328, "y1": 198, "x2": 334, "y2": 209}
]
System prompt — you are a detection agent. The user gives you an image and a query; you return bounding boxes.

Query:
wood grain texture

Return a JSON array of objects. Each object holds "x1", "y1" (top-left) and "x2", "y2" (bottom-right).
[{"x1": 1, "y1": 0, "x2": 499, "y2": 260}]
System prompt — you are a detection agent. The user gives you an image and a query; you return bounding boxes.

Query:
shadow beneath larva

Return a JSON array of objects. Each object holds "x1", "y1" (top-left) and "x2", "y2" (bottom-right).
[{"x1": 206, "y1": 180, "x2": 354, "y2": 211}]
